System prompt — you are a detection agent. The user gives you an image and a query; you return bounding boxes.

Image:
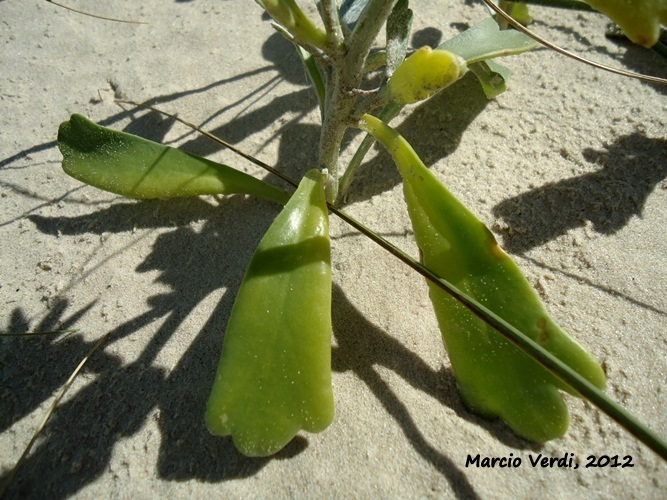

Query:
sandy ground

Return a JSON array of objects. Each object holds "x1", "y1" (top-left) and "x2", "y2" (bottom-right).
[{"x1": 1, "y1": 0, "x2": 666, "y2": 497}]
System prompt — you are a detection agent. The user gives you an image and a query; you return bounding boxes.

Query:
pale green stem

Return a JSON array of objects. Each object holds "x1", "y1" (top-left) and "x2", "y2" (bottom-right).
[
  {"x1": 337, "y1": 103, "x2": 402, "y2": 204},
  {"x1": 346, "y1": 0, "x2": 399, "y2": 73},
  {"x1": 320, "y1": 0, "x2": 344, "y2": 45},
  {"x1": 319, "y1": 73, "x2": 356, "y2": 202},
  {"x1": 318, "y1": 0, "x2": 399, "y2": 203}
]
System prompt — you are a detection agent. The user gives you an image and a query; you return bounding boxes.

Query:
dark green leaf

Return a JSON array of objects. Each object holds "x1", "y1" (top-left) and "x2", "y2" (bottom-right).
[{"x1": 58, "y1": 114, "x2": 290, "y2": 205}]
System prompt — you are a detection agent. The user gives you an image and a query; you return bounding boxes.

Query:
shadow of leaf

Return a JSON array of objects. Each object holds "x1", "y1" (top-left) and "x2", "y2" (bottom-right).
[
  {"x1": 2, "y1": 196, "x2": 286, "y2": 497},
  {"x1": 1, "y1": 301, "x2": 98, "y2": 433},
  {"x1": 331, "y1": 284, "x2": 535, "y2": 498},
  {"x1": 492, "y1": 133, "x2": 667, "y2": 253}
]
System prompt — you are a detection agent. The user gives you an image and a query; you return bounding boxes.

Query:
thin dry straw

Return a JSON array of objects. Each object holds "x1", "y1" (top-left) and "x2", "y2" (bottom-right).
[
  {"x1": 45, "y1": 1, "x2": 147, "y2": 24},
  {"x1": 481, "y1": 0, "x2": 667, "y2": 86},
  {"x1": 0, "y1": 331, "x2": 112, "y2": 495},
  {"x1": 0, "y1": 329, "x2": 78, "y2": 337}
]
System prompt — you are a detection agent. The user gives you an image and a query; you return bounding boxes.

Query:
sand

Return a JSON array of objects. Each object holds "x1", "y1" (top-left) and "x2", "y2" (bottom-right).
[{"x1": 1, "y1": 0, "x2": 666, "y2": 497}]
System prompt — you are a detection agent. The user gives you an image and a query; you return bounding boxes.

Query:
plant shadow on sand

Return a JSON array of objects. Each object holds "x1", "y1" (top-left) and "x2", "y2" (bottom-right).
[
  {"x1": 493, "y1": 134, "x2": 667, "y2": 254},
  {"x1": 4, "y1": 191, "x2": 510, "y2": 499}
]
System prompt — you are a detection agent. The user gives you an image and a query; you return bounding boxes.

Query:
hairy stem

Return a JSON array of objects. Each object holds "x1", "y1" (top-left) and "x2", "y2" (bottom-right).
[
  {"x1": 318, "y1": 0, "x2": 398, "y2": 203},
  {"x1": 320, "y1": 0, "x2": 344, "y2": 45},
  {"x1": 319, "y1": 72, "x2": 355, "y2": 202},
  {"x1": 347, "y1": 0, "x2": 399, "y2": 71},
  {"x1": 337, "y1": 103, "x2": 402, "y2": 204}
]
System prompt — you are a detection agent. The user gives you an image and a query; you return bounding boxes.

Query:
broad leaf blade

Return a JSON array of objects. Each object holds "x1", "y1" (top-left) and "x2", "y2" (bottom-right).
[
  {"x1": 361, "y1": 114, "x2": 606, "y2": 442},
  {"x1": 206, "y1": 170, "x2": 333, "y2": 456},
  {"x1": 439, "y1": 17, "x2": 539, "y2": 64},
  {"x1": 58, "y1": 114, "x2": 289, "y2": 205}
]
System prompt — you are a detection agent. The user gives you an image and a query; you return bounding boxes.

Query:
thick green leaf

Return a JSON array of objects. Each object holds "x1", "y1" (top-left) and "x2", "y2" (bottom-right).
[
  {"x1": 387, "y1": 47, "x2": 467, "y2": 104},
  {"x1": 58, "y1": 114, "x2": 289, "y2": 205},
  {"x1": 332, "y1": 160, "x2": 667, "y2": 459},
  {"x1": 508, "y1": 2, "x2": 533, "y2": 24},
  {"x1": 584, "y1": 0, "x2": 667, "y2": 47},
  {"x1": 206, "y1": 170, "x2": 333, "y2": 456},
  {"x1": 256, "y1": 0, "x2": 328, "y2": 49},
  {"x1": 361, "y1": 114, "x2": 606, "y2": 442}
]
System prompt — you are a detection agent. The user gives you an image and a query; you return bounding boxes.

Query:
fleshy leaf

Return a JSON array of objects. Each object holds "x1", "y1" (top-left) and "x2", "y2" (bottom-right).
[
  {"x1": 584, "y1": 0, "x2": 667, "y2": 47},
  {"x1": 387, "y1": 47, "x2": 467, "y2": 104},
  {"x1": 206, "y1": 170, "x2": 334, "y2": 456},
  {"x1": 510, "y1": 2, "x2": 533, "y2": 25},
  {"x1": 433, "y1": 18, "x2": 538, "y2": 98},
  {"x1": 468, "y1": 59, "x2": 510, "y2": 98},
  {"x1": 361, "y1": 114, "x2": 606, "y2": 442},
  {"x1": 58, "y1": 114, "x2": 289, "y2": 205},
  {"x1": 256, "y1": 0, "x2": 328, "y2": 49}
]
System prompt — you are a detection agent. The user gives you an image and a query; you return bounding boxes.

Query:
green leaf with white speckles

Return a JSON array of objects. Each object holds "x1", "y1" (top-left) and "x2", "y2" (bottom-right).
[
  {"x1": 361, "y1": 114, "x2": 606, "y2": 443},
  {"x1": 205, "y1": 170, "x2": 333, "y2": 457},
  {"x1": 58, "y1": 114, "x2": 289, "y2": 205}
]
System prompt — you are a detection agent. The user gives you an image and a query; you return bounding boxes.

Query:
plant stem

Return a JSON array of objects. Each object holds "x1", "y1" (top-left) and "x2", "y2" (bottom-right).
[
  {"x1": 497, "y1": 1, "x2": 511, "y2": 30},
  {"x1": 337, "y1": 103, "x2": 402, "y2": 204},
  {"x1": 318, "y1": 0, "x2": 398, "y2": 203},
  {"x1": 346, "y1": 0, "x2": 398, "y2": 75},
  {"x1": 320, "y1": 0, "x2": 344, "y2": 45},
  {"x1": 319, "y1": 74, "x2": 355, "y2": 202}
]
